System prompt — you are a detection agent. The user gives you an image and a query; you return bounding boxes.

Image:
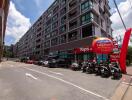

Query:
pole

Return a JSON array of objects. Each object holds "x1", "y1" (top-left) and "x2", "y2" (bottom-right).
[{"x1": 113, "y1": 0, "x2": 127, "y2": 31}]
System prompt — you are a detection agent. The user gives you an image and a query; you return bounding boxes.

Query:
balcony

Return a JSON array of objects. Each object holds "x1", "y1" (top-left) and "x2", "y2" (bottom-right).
[
  {"x1": 69, "y1": 0, "x2": 77, "y2": 10},
  {"x1": 68, "y1": 31, "x2": 78, "y2": 42},
  {"x1": 68, "y1": 8, "x2": 78, "y2": 20},
  {"x1": 69, "y1": 20, "x2": 78, "y2": 31}
]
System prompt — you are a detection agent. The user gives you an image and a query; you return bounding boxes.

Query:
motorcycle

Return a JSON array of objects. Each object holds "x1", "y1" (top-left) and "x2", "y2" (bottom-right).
[
  {"x1": 100, "y1": 62, "x2": 111, "y2": 77},
  {"x1": 86, "y1": 62, "x2": 95, "y2": 74},
  {"x1": 81, "y1": 61, "x2": 88, "y2": 73},
  {"x1": 110, "y1": 62, "x2": 122, "y2": 79}
]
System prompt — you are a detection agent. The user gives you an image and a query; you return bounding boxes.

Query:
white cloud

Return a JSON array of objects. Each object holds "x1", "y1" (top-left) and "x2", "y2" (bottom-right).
[
  {"x1": 110, "y1": 0, "x2": 132, "y2": 45},
  {"x1": 5, "y1": 1, "x2": 31, "y2": 43}
]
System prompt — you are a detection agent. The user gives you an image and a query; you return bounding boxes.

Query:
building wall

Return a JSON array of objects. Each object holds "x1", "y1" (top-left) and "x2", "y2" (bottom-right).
[
  {"x1": 0, "y1": 0, "x2": 10, "y2": 62},
  {"x1": 16, "y1": 0, "x2": 112, "y2": 59}
]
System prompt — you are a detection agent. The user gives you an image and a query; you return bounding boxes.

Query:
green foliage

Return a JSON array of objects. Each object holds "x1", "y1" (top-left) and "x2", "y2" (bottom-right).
[{"x1": 126, "y1": 46, "x2": 132, "y2": 65}]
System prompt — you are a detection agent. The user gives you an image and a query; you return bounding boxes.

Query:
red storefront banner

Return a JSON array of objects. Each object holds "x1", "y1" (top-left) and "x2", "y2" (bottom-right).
[
  {"x1": 74, "y1": 47, "x2": 93, "y2": 54},
  {"x1": 119, "y1": 28, "x2": 132, "y2": 74},
  {"x1": 92, "y1": 38, "x2": 114, "y2": 54},
  {"x1": 110, "y1": 54, "x2": 119, "y2": 62}
]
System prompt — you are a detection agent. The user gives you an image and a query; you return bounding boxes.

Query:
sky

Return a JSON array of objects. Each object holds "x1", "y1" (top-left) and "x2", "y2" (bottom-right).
[{"x1": 5, "y1": 0, "x2": 132, "y2": 45}]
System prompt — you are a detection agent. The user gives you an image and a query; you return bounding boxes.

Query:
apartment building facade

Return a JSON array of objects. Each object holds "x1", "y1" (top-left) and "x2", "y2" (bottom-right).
[
  {"x1": 0, "y1": 0, "x2": 10, "y2": 62},
  {"x1": 16, "y1": 0, "x2": 112, "y2": 60}
]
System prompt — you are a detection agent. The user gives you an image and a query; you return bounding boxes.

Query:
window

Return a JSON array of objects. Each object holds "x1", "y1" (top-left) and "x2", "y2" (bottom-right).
[
  {"x1": 68, "y1": 9, "x2": 77, "y2": 19},
  {"x1": 81, "y1": 13, "x2": 92, "y2": 25},
  {"x1": 60, "y1": 34, "x2": 66, "y2": 43},
  {"x1": 51, "y1": 30, "x2": 58, "y2": 37},
  {"x1": 69, "y1": 20, "x2": 77, "y2": 30},
  {"x1": 44, "y1": 41, "x2": 50, "y2": 48},
  {"x1": 45, "y1": 26, "x2": 52, "y2": 34},
  {"x1": 52, "y1": 14, "x2": 58, "y2": 22},
  {"x1": 61, "y1": 0, "x2": 66, "y2": 6},
  {"x1": 51, "y1": 38, "x2": 58, "y2": 46},
  {"x1": 81, "y1": 0, "x2": 92, "y2": 11},
  {"x1": 68, "y1": 31, "x2": 78, "y2": 41},
  {"x1": 53, "y1": 6, "x2": 59, "y2": 14},
  {"x1": 61, "y1": 15, "x2": 66, "y2": 25},
  {"x1": 69, "y1": 0, "x2": 77, "y2": 9},
  {"x1": 52, "y1": 21, "x2": 58, "y2": 30},
  {"x1": 60, "y1": 7, "x2": 67, "y2": 16},
  {"x1": 60, "y1": 25, "x2": 66, "y2": 33},
  {"x1": 82, "y1": 25, "x2": 92, "y2": 38},
  {"x1": 45, "y1": 34, "x2": 50, "y2": 39}
]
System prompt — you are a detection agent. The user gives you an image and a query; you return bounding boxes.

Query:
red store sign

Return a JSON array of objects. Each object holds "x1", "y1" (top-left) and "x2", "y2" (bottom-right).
[
  {"x1": 110, "y1": 54, "x2": 120, "y2": 62},
  {"x1": 74, "y1": 47, "x2": 93, "y2": 54}
]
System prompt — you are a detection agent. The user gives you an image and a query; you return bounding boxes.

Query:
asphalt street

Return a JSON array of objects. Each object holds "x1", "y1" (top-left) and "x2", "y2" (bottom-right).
[{"x1": 0, "y1": 61, "x2": 121, "y2": 100}]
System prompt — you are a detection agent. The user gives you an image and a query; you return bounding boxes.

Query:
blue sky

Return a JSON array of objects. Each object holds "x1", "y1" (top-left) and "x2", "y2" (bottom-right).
[{"x1": 5, "y1": 0, "x2": 132, "y2": 45}]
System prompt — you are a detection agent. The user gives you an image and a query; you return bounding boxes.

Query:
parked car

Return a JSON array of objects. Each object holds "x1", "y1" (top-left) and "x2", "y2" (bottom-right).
[
  {"x1": 26, "y1": 60, "x2": 34, "y2": 64},
  {"x1": 71, "y1": 62, "x2": 81, "y2": 71},
  {"x1": 47, "y1": 55, "x2": 71, "y2": 68}
]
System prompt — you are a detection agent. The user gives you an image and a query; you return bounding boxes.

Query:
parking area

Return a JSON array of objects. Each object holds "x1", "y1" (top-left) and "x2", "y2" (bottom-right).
[{"x1": 0, "y1": 61, "x2": 122, "y2": 100}]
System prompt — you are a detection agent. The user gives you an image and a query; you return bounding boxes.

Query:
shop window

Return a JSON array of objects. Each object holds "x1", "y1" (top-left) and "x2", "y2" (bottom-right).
[
  {"x1": 68, "y1": 31, "x2": 77, "y2": 42},
  {"x1": 82, "y1": 25, "x2": 92, "y2": 38}
]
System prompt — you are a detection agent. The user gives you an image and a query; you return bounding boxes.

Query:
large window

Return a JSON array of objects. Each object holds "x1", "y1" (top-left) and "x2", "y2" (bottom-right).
[
  {"x1": 61, "y1": 15, "x2": 66, "y2": 25},
  {"x1": 81, "y1": 0, "x2": 92, "y2": 11},
  {"x1": 52, "y1": 21, "x2": 58, "y2": 30},
  {"x1": 60, "y1": 25, "x2": 66, "y2": 33},
  {"x1": 81, "y1": 13, "x2": 92, "y2": 25},
  {"x1": 51, "y1": 38, "x2": 58, "y2": 46},
  {"x1": 52, "y1": 14, "x2": 58, "y2": 22},
  {"x1": 60, "y1": 34, "x2": 66, "y2": 43},
  {"x1": 68, "y1": 31, "x2": 78, "y2": 42},
  {"x1": 82, "y1": 25, "x2": 92, "y2": 38}
]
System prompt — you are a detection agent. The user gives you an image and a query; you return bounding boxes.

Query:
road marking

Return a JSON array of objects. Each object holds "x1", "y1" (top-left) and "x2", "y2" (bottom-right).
[
  {"x1": 25, "y1": 73, "x2": 38, "y2": 80},
  {"x1": 122, "y1": 82, "x2": 132, "y2": 86},
  {"x1": 23, "y1": 67, "x2": 109, "y2": 100},
  {"x1": 49, "y1": 71, "x2": 63, "y2": 76}
]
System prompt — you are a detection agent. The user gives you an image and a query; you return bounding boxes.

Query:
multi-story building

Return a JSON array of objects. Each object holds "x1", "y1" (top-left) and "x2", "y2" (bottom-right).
[
  {"x1": 0, "y1": 0, "x2": 10, "y2": 62},
  {"x1": 16, "y1": 0, "x2": 112, "y2": 61}
]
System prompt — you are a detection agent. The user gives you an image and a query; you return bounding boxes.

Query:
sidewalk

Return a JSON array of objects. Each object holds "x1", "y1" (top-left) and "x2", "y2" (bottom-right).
[{"x1": 111, "y1": 67, "x2": 132, "y2": 100}]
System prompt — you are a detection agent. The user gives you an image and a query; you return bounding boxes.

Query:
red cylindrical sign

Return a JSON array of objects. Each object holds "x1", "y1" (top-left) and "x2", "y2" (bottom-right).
[{"x1": 92, "y1": 37, "x2": 114, "y2": 54}]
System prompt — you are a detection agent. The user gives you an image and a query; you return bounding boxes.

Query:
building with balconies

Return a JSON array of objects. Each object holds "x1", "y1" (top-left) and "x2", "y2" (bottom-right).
[{"x1": 16, "y1": 0, "x2": 112, "y2": 61}]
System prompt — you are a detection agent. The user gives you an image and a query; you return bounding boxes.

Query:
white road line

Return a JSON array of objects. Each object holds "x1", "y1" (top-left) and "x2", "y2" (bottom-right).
[
  {"x1": 49, "y1": 71, "x2": 63, "y2": 76},
  {"x1": 25, "y1": 73, "x2": 38, "y2": 80},
  {"x1": 23, "y1": 67, "x2": 109, "y2": 100}
]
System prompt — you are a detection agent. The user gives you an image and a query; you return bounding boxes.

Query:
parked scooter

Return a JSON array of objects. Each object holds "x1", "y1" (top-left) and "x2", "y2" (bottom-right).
[
  {"x1": 86, "y1": 62, "x2": 95, "y2": 74},
  {"x1": 81, "y1": 61, "x2": 88, "y2": 73},
  {"x1": 110, "y1": 62, "x2": 122, "y2": 79},
  {"x1": 100, "y1": 62, "x2": 111, "y2": 77}
]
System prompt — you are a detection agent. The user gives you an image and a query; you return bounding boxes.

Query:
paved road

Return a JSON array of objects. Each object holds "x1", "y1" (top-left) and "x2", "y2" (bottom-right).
[{"x1": 0, "y1": 61, "x2": 120, "y2": 100}]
